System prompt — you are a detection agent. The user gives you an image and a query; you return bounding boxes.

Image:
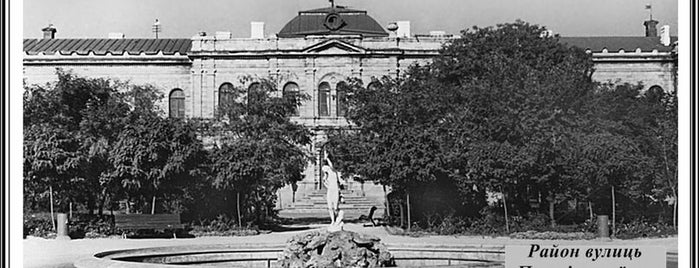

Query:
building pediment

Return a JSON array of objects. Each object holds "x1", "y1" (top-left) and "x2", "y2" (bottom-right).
[{"x1": 302, "y1": 39, "x2": 366, "y2": 54}]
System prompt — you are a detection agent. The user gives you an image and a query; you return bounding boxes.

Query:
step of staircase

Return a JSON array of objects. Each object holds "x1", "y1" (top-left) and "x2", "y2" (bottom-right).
[
  {"x1": 292, "y1": 204, "x2": 383, "y2": 209},
  {"x1": 279, "y1": 189, "x2": 385, "y2": 220},
  {"x1": 278, "y1": 209, "x2": 385, "y2": 220},
  {"x1": 294, "y1": 200, "x2": 377, "y2": 206}
]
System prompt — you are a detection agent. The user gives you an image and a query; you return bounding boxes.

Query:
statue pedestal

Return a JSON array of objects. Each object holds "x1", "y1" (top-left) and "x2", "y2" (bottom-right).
[
  {"x1": 327, "y1": 221, "x2": 344, "y2": 232},
  {"x1": 278, "y1": 230, "x2": 395, "y2": 268},
  {"x1": 327, "y1": 210, "x2": 345, "y2": 232}
]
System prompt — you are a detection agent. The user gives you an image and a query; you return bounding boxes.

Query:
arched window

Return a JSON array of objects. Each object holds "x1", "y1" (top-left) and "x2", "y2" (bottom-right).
[
  {"x1": 169, "y1": 89, "x2": 185, "y2": 118},
  {"x1": 283, "y1": 82, "x2": 300, "y2": 116},
  {"x1": 648, "y1": 85, "x2": 664, "y2": 94},
  {"x1": 336, "y1": 82, "x2": 348, "y2": 117},
  {"x1": 646, "y1": 85, "x2": 664, "y2": 103},
  {"x1": 248, "y1": 82, "x2": 262, "y2": 107},
  {"x1": 218, "y1": 83, "x2": 235, "y2": 117},
  {"x1": 318, "y1": 82, "x2": 330, "y2": 116}
]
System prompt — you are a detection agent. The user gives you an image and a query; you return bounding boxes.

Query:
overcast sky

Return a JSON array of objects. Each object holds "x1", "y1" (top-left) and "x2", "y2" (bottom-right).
[{"x1": 23, "y1": 0, "x2": 678, "y2": 39}]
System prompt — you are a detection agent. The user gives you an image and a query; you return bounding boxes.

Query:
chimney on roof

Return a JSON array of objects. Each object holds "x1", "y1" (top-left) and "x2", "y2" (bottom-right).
[
  {"x1": 251, "y1": 22, "x2": 265, "y2": 39},
  {"x1": 644, "y1": 19, "x2": 658, "y2": 37},
  {"x1": 396, "y1": 21, "x2": 411, "y2": 38},
  {"x1": 215, "y1": 31, "x2": 231, "y2": 39},
  {"x1": 42, "y1": 24, "x2": 56, "y2": 39},
  {"x1": 108, "y1": 32, "x2": 125, "y2": 39},
  {"x1": 660, "y1": 25, "x2": 671, "y2": 46}
]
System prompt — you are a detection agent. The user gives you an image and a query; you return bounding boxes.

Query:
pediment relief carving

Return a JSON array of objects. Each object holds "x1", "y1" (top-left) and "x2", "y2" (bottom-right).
[{"x1": 302, "y1": 40, "x2": 366, "y2": 54}]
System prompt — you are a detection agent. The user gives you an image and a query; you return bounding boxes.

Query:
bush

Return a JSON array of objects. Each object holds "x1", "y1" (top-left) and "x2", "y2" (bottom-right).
[
  {"x1": 68, "y1": 214, "x2": 116, "y2": 239},
  {"x1": 24, "y1": 213, "x2": 54, "y2": 238},
  {"x1": 24, "y1": 212, "x2": 117, "y2": 239},
  {"x1": 614, "y1": 220, "x2": 677, "y2": 239},
  {"x1": 465, "y1": 210, "x2": 595, "y2": 236},
  {"x1": 417, "y1": 212, "x2": 470, "y2": 235},
  {"x1": 463, "y1": 208, "x2": 508, "y2": 235},
  {"x1": 389, "y1": 208, "x2": 677, "y2": 240},
  {"x1": 189, "y1": 214, "x2": 260, "y2": 237},
  {"x1": 509, "y1": 231, "x2": 596, "y2": 240}
]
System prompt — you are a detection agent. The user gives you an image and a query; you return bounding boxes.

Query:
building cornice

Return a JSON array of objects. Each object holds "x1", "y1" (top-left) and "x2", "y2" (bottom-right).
[
  {"x1": 590, "y1": 52, "x2": 676, "y2": 63},
  {"x1": 187, "y1": 50, "x2": 439, "y2": 59},
  {"x1": 23, "y1": 53, "x2": 191, "y2": 65}
]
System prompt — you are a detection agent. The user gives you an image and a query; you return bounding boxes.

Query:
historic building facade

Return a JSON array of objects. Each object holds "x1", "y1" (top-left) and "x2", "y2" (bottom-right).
[{"x1": 23, "y1": 5, "x2": 678, "y2": 215}]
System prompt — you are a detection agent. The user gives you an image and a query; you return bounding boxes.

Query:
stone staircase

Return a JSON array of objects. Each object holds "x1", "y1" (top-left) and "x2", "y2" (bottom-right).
[{"x1": 278, "y1": 188, "x2": 385, "y2": 220}]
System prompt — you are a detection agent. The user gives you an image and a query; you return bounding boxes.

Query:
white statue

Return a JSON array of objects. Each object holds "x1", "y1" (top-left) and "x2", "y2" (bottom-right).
[{"x1": 323, "y1": 150, "x2": 345, "y2": 232}]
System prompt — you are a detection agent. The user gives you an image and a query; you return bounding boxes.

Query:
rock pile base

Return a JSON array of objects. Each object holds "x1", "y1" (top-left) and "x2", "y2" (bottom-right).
[{"x1": 278, "y1": 230, "x2": 395, "y2": 268}]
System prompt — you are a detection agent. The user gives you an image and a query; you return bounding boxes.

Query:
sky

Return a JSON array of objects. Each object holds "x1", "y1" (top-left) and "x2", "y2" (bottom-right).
[{"x1": 23, "y1": 0, "x2": 678, "y2": 39}]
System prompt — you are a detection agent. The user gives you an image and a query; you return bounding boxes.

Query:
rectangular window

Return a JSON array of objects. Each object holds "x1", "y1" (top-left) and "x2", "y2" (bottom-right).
[
  {"x1": 319, "y1": 91, "x2": 329, "y2": 116},
  {"x1": 169, "y1": 99, "x2": 185, "y2": 118},
  {"x1": 169, "y1": 89, "x2": 185, "y2": 118},
  {"x1": 336, "y1": 86, "x2": 346, "y2": 117},
  {"x1": 318, "y1": 83, "x2": 330, "y2": 117}
]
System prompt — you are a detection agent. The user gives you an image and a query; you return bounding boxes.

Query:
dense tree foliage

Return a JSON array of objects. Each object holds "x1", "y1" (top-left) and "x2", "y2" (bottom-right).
[
  {"x1": 197, "y1": 77, "x2": 312, "y2": 225},
  {"x1": 577, "y1": 83, "x2": 677, "y2": 224},
  {"x1": 24, "y1": 70, "x2": 207, "y2": 216},
  {"x1": 23, "y1": 20, "x2": 677, "y2": 233},
  {"x1": 24, "y1": 71, "x2": 313, "y2": 227},
  {"x1": 327, "y1": 21, "x2": 677, "y2": 230}
]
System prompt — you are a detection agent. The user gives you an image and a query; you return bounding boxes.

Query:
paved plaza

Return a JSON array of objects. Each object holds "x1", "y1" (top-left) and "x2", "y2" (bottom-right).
[{"x1": 23, "y1": 223, "x2": 678, "y2": 268}]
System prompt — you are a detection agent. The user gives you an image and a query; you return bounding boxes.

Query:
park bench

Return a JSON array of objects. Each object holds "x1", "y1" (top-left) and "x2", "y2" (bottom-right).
[
  {"x1": 360, "y1": 206, "x2": 385, "y2": 227},
  {"x1": 114, "y1": 214, "x2": 185, "y2": 238}
]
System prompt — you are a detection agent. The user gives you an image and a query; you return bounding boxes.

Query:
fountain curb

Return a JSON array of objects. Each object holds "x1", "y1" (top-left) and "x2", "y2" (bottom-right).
[{"x1": 75, "y1": 243, "x2": 506, "y2": 268}]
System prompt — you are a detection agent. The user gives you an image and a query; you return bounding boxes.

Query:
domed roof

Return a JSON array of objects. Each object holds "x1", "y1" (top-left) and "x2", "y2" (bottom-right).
[{"x1": 278, "y1": 6, "x2": 389, "y2": 38}]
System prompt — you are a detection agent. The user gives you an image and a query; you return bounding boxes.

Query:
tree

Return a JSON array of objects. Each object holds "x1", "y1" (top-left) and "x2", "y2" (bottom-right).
[
  {"x1": 575, "y1": 83, "x2": 677, "y2": 227},
  {"x1": 106, "y1": 116, "x2": 207, "y2": 214},
  {"x1": 24, "y1": 71, "x2": 120, "y2": 213},
  {"x1": 648, "y1": 88, "x2": 678, "y2": 228},
  {"x1": 328, "y1": 21, "x2": 600, "y2": 227},
  {"x1": 327, "y1": 72, "x2": 479, "y2": 225},
  {"x1": 439, "y1": 21, "x2": 598, "y2": 226},
  {"x1": 24, "y1": 70, "x2": 207, "y2": 216},
  {"x1": 202, "y1": 76, "x2": 312, "y2": 225}
]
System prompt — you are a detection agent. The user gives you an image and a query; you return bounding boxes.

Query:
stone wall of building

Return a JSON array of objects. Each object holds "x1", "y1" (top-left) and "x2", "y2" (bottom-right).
[
  {"x1": 22, "y1": 35, "x2": 678, "y2": 215},
  {"x1": 23, "y1": 59, "x2": 191, "y2": 113},
  {"x1": 591, "y1": 56, "x2": 677, "y2": 91},
  {"x1": 187, "y1": 37, "x2": 445, "y2": 194}
]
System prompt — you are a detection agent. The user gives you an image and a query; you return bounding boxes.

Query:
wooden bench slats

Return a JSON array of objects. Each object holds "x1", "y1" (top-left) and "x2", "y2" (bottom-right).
[
  {"x1": 117, "y1": 224, "x2": 185, "y2": 228},
  {"x1": 114, "y1": 214, "x2": 185, "y2": 238},
  {"x1": 117, "y1": 220, "x2": 183, "y2": 224}
]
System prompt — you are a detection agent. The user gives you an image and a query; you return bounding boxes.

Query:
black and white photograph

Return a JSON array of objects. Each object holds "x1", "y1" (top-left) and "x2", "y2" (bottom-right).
[{"x1": 8, "y1": 0, "x2": 692, "y2": 267}]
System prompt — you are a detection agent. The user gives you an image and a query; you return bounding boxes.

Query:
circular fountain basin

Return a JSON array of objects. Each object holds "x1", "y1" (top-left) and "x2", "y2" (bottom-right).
[{"x1": 75, "y1": 243, "x2": 505, "y2": 268}]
